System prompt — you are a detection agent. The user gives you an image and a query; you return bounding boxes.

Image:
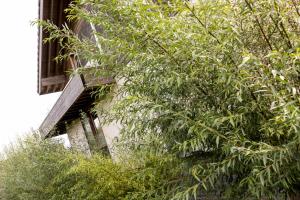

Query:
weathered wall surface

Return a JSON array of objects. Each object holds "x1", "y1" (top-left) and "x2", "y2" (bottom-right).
[
  {"x1": 94, "y1": 119, "x2": 109, "y2": 149},
  {"x1": 96, "y1": 101, "x2": 121, "y2": 158},
  {"x1": 95, "y1": 80, "x2": 124, "y2": 159},
  {"x1": 100, "y1": 120, "x2": 121, "y2": 157},
  {"x1": 67, "y1": 119, "x2": 91, "y2": 156}
]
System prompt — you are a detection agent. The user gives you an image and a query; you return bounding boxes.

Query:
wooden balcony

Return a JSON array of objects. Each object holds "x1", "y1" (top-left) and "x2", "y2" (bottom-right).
[
  {"x1": 39, "y1": 73, "x2": 114, "y2": 138},
  {"x1": 38, "y1": 0, "x2": 71, "y2": 95}
]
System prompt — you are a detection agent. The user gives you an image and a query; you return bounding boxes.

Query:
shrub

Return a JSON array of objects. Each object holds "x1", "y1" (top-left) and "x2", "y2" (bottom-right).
[
  {"x1": 51, "y1": 153, "x2": 185, "y2": 200},
  {"x1": 0, "y1": 134, "x2": 185, "y2": 200},
  {"x1": 0, "y1": 134, "x2": 72, "y2": 199}
]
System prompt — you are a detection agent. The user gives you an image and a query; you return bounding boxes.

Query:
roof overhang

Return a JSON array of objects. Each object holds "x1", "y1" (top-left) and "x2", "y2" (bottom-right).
[
  {"x1": 39, "y1": 73, "x2": 115, "y2": 139},
  {"x1": 38, "y1": 0, "x2": 71, "y2": 95}
]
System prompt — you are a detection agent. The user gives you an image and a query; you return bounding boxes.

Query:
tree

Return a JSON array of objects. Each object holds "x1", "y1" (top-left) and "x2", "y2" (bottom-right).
[{"x1": 37, "y1": 0, "x2": 300, "y2": 199}]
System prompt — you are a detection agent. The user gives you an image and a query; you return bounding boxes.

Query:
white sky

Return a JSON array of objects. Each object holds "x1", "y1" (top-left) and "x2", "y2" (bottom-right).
[{"x1": 0, "y1": 0, "x2": 61, "y2": 151}]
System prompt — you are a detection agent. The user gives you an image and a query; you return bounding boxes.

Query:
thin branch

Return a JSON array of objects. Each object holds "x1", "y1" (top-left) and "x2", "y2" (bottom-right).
[
  {"x1": 272, "y1": 0, "x2": 293, "y2": 49},
  {"x1": 184, "y1": 3, "x2": 221, "y2": 44},
  {"x1": 278, "y1": 18, "x2": 293, "y2": 49},
  {"x1": 291, "y1": 0, "x2": 300, "y2": 17},
  {"x1": 270, "y1": 15, "x2": 292, "y2": 49},
  {"x1": 244, "y1": 0, "x2": 274, "y2": 51},
  {"x1": 184, "y1": 2, "x2": 237, "y2": 66},
  {"x1": 150, "y1": 37, "x2": 182, "y2": 67}
]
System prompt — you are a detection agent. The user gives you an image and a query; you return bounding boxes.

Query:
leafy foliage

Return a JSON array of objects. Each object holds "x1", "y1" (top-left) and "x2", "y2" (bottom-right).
[
  {"x1": 35, "y1": 0, "x2": 300, "y2": 199},
  {"x1": 0, "y1": 134, "x2": 184, "y2": 200},
  {"x1": 0, "y1": 134, "x2": 72, "y2": 200}
]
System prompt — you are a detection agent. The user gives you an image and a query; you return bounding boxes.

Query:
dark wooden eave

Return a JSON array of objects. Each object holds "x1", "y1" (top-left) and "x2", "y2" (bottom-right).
[
  {"x1": 38, "y1": 0, "x2": 71, "y2": 95},
  {"x1": 39, "y1": 73, "x2": 115, "y2": 139}
]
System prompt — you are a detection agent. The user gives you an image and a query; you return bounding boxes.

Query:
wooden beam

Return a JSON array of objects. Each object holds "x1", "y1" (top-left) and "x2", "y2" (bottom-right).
[
  {"x1": 55, "y1": 0, "x2": 64, "y2": 75},
  {"x1": 81, "y1": 69, "x2": 115, "y2": 87},
  {"x1": 39, "y1": 70, "x2": 115, "y2": 138},
  {"x1": 38, "y1": 0, "x2": 71, "y2": 95},
  {"x1": 40, "y1": 74, "x2": 85, "y2": 138},
  {"x1": 85, "y1": 76, "x2": 115, "y2": 87},
  {"x1": 41, "y1": 75, "x2": 66, "y2": 87},
  {"x1": 47, "y1": 0, "x2": 55, "y2": 78}
]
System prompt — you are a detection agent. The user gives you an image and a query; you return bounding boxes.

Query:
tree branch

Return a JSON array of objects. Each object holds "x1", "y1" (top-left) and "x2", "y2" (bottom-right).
[
  {"x1": 291, "y1": 0, "x2": 300, "y2": 17},
  {"x1": 184, "y1": 2, "x2": 237, "y2": 66},
  {"x1": 244, "y1": 0, "x2": 274, "y2": 51}
]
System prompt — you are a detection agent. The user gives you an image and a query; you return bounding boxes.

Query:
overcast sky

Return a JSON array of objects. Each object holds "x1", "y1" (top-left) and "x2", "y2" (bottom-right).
[{"x1": 0, "y1": 0, "x2": 61, "y2": 151}]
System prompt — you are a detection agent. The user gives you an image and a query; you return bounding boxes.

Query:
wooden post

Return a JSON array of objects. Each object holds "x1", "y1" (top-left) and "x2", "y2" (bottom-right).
[{"x1": 86, "y1": 111, "x2": 103, "y2": 150}]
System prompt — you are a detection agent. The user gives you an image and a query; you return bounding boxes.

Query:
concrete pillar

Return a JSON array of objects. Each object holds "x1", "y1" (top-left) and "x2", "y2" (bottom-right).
[
  {"x1": 95, "y1": 93, "x2": 122, "y2": 159},
  {"x1": 100, "y1": 120, "x2": 121, "y2": 158},
  {"x1": 67, "y1": 119, "x2": 91, "y2": 156},
  {"x1": 95, "y1": 79, "x2": 125, "y2": 159}
]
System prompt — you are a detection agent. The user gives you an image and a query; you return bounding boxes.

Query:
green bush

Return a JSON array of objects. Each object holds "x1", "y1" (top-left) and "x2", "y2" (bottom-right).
[
  {"x1": 0, "y1": 134, "x2": 72, "y2": 200},
  {"x1": 0, "y1": 134, "x2": 185, "y2": 200},
  {"x1": 52, "y1": 153, "x2": 185, "y2": 200}
]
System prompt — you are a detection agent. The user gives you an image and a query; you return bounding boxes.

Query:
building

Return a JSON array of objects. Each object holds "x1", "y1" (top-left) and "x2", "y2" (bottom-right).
[{"x1": 38, "y1": 0, "x2": 120, "y2": 156}]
